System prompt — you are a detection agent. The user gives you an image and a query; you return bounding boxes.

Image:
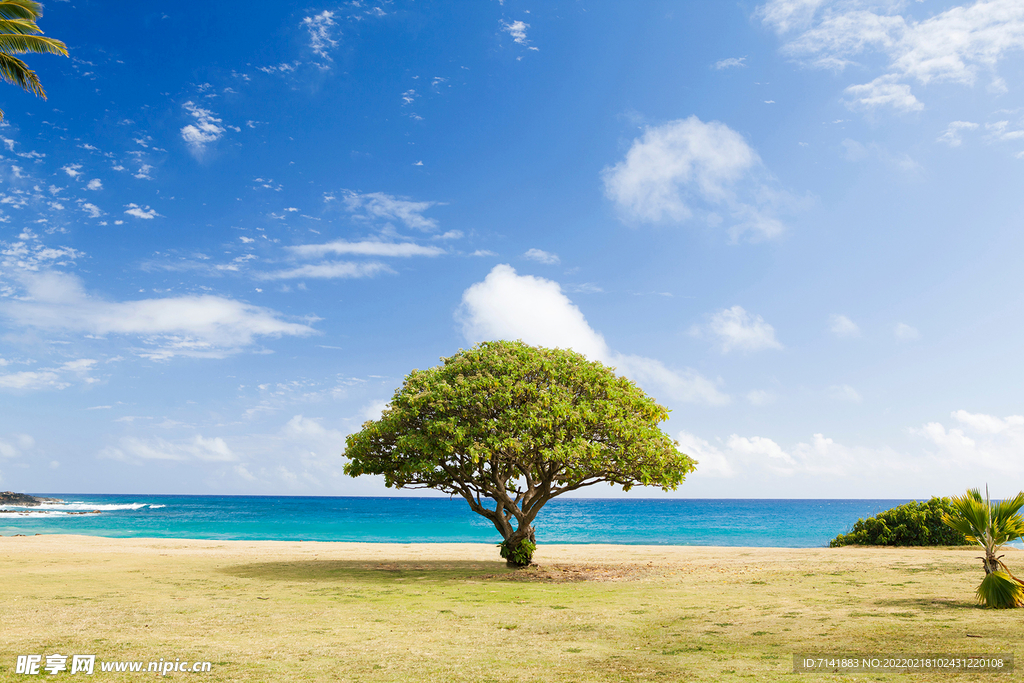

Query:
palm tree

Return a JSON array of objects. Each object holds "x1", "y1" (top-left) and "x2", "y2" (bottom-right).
[
  {"x1": 943, "y1": 486, "x2": 1024, "y2": 608},
  {"x1": 0, "y1": 0, "x2": 67, "y2": 119}
]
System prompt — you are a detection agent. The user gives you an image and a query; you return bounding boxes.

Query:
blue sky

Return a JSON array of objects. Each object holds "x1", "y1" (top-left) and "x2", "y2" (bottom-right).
[{"x1": 2, "y1": 0, "x2": 1024, "y2": 498}]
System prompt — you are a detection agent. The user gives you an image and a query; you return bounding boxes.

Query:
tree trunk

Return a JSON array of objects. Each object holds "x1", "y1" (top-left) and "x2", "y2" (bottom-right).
[{"x1": 501, "y1": 525, "x2": 536, "y2": 568}]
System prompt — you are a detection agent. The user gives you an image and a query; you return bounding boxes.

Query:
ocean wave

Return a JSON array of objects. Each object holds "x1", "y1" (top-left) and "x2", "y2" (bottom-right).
[
  {"x1": 0, "y1": 502, "x2": 150, "y2": 512},
  {"x1": 148, "y1": 504, "x2": 167, "y2": 509}
]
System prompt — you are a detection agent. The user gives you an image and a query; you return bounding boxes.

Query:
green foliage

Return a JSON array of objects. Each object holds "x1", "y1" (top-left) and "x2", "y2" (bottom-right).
[
  {"x1": 498, "y1": 539, "x2": 536, "y2": 568},
  {"x1": 942, "y1": 487, "x2": 1024, "y2": 608},
  {"x1": 942, "y1": 488, "x2": 1024, "y2": 561},
  {"x1": 976, "y1": 570, "x2": 1024, "y2": 609},
  {"x1": 0, "y1": 0, "x2": 68, "y2": 118},
  {"x1": 344, "y1": 341, "x2": 696, "y2": 563},
  {"x1": 829, "y1": 498, "x2": 968, "y2": 547}
]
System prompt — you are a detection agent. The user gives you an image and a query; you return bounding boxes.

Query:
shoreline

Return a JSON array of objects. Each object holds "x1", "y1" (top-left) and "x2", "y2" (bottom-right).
[{"x1": 0, "y1": 533, "x2": 984, "y2": 560}]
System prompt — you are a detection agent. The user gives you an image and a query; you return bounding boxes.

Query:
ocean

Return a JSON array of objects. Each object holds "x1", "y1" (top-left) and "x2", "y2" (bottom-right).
[{"x1": 0, "y1": 495, "x2": 921, "y2": 547}]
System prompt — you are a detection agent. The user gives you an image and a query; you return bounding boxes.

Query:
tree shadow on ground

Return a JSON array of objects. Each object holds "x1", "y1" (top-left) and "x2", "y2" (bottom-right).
[
  {"x1": 874, "y1": 596, "x2": 979, "y2": 610},
  {"x1": 219, "y1": 560, "x2": 658, "y2": 584},
  {"x1": 220, "y1": 559, "x2": 511, "y2": 584}
]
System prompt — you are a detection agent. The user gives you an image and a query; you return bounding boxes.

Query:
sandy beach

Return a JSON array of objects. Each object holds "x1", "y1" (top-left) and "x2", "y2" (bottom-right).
[{"x1": 2, "y1": 536, "x2": 1019, "y2": 681}]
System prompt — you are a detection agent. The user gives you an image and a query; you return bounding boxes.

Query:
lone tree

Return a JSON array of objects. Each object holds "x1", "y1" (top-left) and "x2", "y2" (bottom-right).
[{"x1": 343, "y1": 341, "x2": 696, "y2": 567}]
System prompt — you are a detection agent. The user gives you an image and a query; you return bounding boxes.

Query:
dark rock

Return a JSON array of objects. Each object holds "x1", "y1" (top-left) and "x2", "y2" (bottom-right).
[{"x1": 0, "y1": 491, "x2": 64, "y2": 507}]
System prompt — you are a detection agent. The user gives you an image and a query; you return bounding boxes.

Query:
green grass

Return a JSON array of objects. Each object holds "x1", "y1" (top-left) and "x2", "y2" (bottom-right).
[{"x1": 0, "y1": 537, "x2": 1019, "y2": 682}]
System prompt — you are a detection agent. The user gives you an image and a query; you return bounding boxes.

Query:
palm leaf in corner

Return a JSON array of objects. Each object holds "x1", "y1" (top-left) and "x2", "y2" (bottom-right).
[{"x1": 0, "y1": 0, "x2": 68, "y2": 119}]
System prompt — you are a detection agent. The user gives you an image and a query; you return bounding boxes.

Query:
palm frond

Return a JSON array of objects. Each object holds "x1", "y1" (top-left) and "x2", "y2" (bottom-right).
[
  {"x1": 0, "y1": 50, "x2": 42, "y2": 97},
  {"x1": 0, "y1": 18, "x2": 44, "y2": 35},
  {"x1": 0, "y1": 33, "x2": 66, "y2": 56},
  {"x1": 977, "y1": 570, "x2": 1024, "y2": 609},
  {"x1": 0, "y1": 1, "x2": 41, "y2": 22}
]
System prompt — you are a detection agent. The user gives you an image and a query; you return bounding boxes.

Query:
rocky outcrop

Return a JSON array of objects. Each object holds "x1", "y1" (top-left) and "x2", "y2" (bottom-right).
[{"x1": 0, "y1": 491, "x2": 64, "y2": 506}]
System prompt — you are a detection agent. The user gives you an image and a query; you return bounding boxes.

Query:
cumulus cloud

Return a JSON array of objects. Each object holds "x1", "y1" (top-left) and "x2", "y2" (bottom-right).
[
  {"x1": 695, "y1": 305, "x2": 783, "y2": 353},
  {"x1": 503, "y1": 20, "x2": 532, "y2": 46},
  {"x1": 457, "y1": 264, "x2": 729, "y2": 406},
  {"x1": 762, "y1": 0, "x2": 1024, "y2": 112},
  {"x1": 61, "y1": 164, "x2": 82, "y2": 178},
  {"x1": 124, "y1": 203, "x2": 159, "y2": 219},
  {"x1": 0, "y1": 270, "x2": 315, "y2": 359},
  {"x1": 286, "y1": 240, "x2": 445, "y2": 258},
  {"x1": 912, "y1": 409, "x2": 1024, "y2": 476},
  {"x1": 829, "y1": 313, "x2": 860, "y2": 337},
  {"x1": 602, "y1": 116, "x2": 790, "y2": 241},
  {"x1": 181, "y1": 101, "x2": 227, "y2": 157},
  {"x1": 81, "y1": 202, "x2": 103, "y2": 218},
  {"x1": 843, "y1": 74, "x2": 923, "y2": 112},
  {"x1": 86, "y1": 179, "x2": 102, "y2": 191},
  {"x1": 303, "y1": 10, "x2": 338, "y2": 60},
  {"x1": 337, "y1": 190, "x2": 442, "y2": 232},
  {"x1": 523, "y1": 248, "x2": 560, "y2": 265}
]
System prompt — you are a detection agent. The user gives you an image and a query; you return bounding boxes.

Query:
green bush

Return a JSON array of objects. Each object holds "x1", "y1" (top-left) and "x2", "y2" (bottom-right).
[{"x1": 829, "y1": 497, "x2": 969, "y2": 547}]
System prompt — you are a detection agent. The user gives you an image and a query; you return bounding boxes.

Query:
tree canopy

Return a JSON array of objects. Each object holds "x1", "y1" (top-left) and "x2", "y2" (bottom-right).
[
  {"x1": 0, "y1": 0, "x2": 68, "y2": 119},
  {"x1": 343, "y1": 340, "x2": 696, "y2": 565}
]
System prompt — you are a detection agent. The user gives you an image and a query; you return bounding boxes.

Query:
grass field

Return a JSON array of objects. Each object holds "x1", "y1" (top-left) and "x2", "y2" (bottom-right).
[{"x1": 1, "y1": 536, "x2": 1020, "y2": 681}]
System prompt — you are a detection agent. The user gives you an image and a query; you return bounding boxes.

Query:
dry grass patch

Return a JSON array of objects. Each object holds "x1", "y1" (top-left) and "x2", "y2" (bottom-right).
[{"x1": 0, "y1": 536, "x2": 1020, "y2": 682}]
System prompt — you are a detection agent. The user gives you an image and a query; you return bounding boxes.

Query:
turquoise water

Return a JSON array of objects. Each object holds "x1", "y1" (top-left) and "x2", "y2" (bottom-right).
[{"x1": 0, "y1": 495, "x2": 917, "y2": 547}]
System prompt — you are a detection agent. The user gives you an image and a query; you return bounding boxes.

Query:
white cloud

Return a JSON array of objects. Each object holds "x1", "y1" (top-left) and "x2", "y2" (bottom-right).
[
  {"x1": 101, "y1": 435, "x2": 236, "y2": 463},
  {"x1": 713, "y1": 56, "x2": 747, "y2": 69},
  {"x1": 303, "y1": 10, "x2": 338, "y2": 60},
  {"x1": 181, "y1": 101, "x2": 227, "y2": 157},
  {"x1": 0, "y1": 359, "x2": 97, "y2": 391},
  {"x1": 503, "y1": 20, "x2": 531, "y2": 46},
  {"x1": 124, "y1": 203, "x2": 159, "y2": 219},
  {"x1": 697, "y1": 305, "x2": 783, "y2": 353},
  {"x1": 86, "y1": 179, "x2": 102, "y2": 191},
  {"x1": 258, "y1": 261, "x2": 392, "y2": 280},
  {"x1": 0, "y1": 433, "x2": 34, "y2": 457},
  {"x1": 523, "y1": 248, "x2": 560, "y2": 265},
  {"x1": 339, "y1": 191, "x2": 442, "y2": 232},
  {"x1": 457, "y1": 264, "x2": 728, "y2": 406},
  {"x1": 938, "y1": 120, "x2": 979, "y2": 146},
  {"x1": 829, "y1": 313, "x2": 860, "y2": 337},
  {"x1": 0, "y1": 270, "x2": 315, "y2": 359},
  {"x1": 912, "y1": 409, "x2": 1024, "y2": 475},
  {"x1": 746, "y1": 389, "x2": 777, "y2": 406},
  {"x1": 286, "y1": 240, "x2": 445, "y2": 258},
  {"x1": 828, "y1": 383, "x2": 862, "y2": 402},
  {"x1": 602, "y1": 116, "x2": 789, "y2": 241},
  {"x1": 843, "y1": 74, "x2": 923, "y2": 112},
  {"x1": 81, "y1": 202, "x2": 103, "y2": 218},
  {"x1": 894, "y1": 322, "x2": 919, "y2": 341},
  {"x1": 60, "y1": 164, "x2": 82, "y2": 179},
  {"x1": 763, "y1": 0, "x2": 1024, "y2": 111}
]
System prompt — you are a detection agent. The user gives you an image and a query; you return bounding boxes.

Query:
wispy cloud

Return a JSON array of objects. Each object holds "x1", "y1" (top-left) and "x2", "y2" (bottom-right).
[
  {"x1": 829, "y1": 314, "x2": 860, "y2": 338},
  {"x1": 712, "y1": 56, "x2": 746, "y2": 69},
  {"x1": 258, "y1": 262, "x2": 392, "y2": 280},
  {"x1": 124, "y1": 203, "x2": 159, "y2": 219},
  {"x1": 694, "y1": 305, "x2": 783, "y2": 353},
  {"x1": 522, "y1": 248, "x2": 560, "y2": 265},
  {"x1": 335, "y1": 190, "x2": 443, "y2": 232},
  {"x1": 0, "y1": 270, "x2": 316, "y2": 359},
  {"x1": 286, "y1": 240, "x2": 445, "y2": 258},
  {"x1": 303, "y1": 10, "x2": 338, "y2": 61}
]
